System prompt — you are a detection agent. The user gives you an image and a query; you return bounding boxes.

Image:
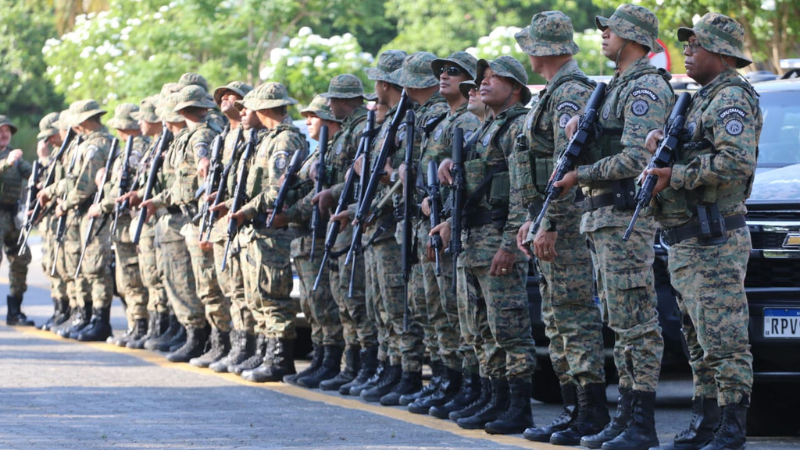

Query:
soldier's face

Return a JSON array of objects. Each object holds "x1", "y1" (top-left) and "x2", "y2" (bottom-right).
[
  {"x1": 139, "y1": 120, "x2": 159, "y2": 136},
  {"x1": 242, "y1": 108, "x2": 263, "y2": 129},
  {"x1": 601, "y1": 28, "x2": 626, "y2": 60},
  {"x1": 47, "y1": 134, "x2": 62, "y2": 148},
  {"x1": 328, "y1": 98, "x2": 348, "y2": 121},
  {"x1": 220, "y1": 91, "x2": 242, "y2": 116},
  {"x1": 0, "y1": 125, "x2": 11, "y2": 149},
  {"x1": 479, "y1": 68, "x2": 515, "y2": 108},
  {"x1": 683, "y1": 36, "x2": 717, "y2": 85},
  {"x1": 466, "y1": 86, "x2": 484, "y2": 115},
  {"x1": 439, "y1": 64, "x2": 470, "y2": 98},
  {"x1": 305, "y1": 114, "x2": 322, "y2": 141}
]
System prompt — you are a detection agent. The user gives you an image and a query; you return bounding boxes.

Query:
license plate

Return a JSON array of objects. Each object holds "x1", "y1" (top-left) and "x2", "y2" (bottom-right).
[{"x1": 764, "y1": 308, "x2": 800, "y2": 338}]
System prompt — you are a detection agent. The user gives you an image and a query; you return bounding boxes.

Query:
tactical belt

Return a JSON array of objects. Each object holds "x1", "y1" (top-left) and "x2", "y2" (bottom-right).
[
  {"x1": 0, "y1": 203, "x2": 17, "y2": 213},
  {"x1": 583, "y1": 192, "x2": 618, "y2": 211},
  {"x1": 662, "y1": 214, "x2": 746, "y2": 246},
  {"x1": 166, "y1": 202, "x2": 198, "y2": 217},
  {"x1": 464, "y1": 207, "x2": 508, "y2": 230}
]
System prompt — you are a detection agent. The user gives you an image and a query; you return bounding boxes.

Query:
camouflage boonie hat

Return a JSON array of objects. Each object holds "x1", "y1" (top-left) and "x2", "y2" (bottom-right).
[
  {"x1": 300, "y1": 95, "x2": 342, "y2": 123},
  {"x1": 235, "y1": 82, "x2": 298, "y2": 111},
  {"x1": 515, "y1": 11, "x2": 581, "y2": 57},
  {"x1": 0, "y1": 115, "x2": 17, "y2": 134},
  {"x1": 459, "y1": 80, "x2": 477, "y2": 100},
  {"x1": 159, "y1": 94, "x2": 185, "y2": 123},
  {"x1": 596, "y1": 4, "x2": 663, "y2": 54},
  {"x1": 320, "y1": 74, "x2": 365, "y2": 99},
  {"x1": 56, "y1": 109, "x2": 71, "y2": 130},
  {"x1": 131, "y1": 96, "x2": 161, "y2": 123},
  {"x1": 160, "y1": 82, "x2": 182, "y2": 96},
  {"x1": 37, "y1": 112, "x2": 60, "y2": 139},
  {"x1": 178, "y1": 72, "x2": 209, "y2": 93},
  {"x1": 475, "y1": 56, "x2": 532, "y2": 104},
  {"x1": 213, "y1": 81, "x2": 254, "y2": 105},
  {"x1": 366, "y1": 50, "x2": 407, "y2": 82},
  {"x1": 174, "y1": 85, "x2": 217, "y2": 112},
  {"x1": 389, "y1": 52, "x2": 439, "y2": 89},
  {"x1": 107, "y1": 103, "x2": 140, "y2": 130},
  {"x1": 431, "y1": 51, "x2": 478, "y2": 80},
  {"x1": 678, "y1": 13, "x2": 752, "y2": 69},
  {"x1": 69, "y1": 99, "x2": 107, "y2": 127}
]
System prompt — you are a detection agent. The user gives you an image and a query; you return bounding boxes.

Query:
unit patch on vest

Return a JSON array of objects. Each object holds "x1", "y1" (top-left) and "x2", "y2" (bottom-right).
[
  {"x1": 464, "y1": 130, "x2": 473, "y2": 142},
  {"x1": 719, "y1": 107, "x2": 747, "y2": 120},
  {"x1": 556, "y1": 101, "x2": 580, "y2": 113},
  {"x1": 434, "y1": 127, "x2": 443, "y2": 141},
  {"x1": 631, "y1": 88, "x2": 659, "y2": 101},
  {"x1": 482, "y1": 132, "x2": 492, "y2": 147},
  {"x1": 335, "y1": 141, "x2": 343, "y2": 155},
  {"x1": 558, "y1": 113, "x2": 571, "y2": 129},
  {"x1": 631, "y1": 100, "x2": 649, "y2": 116},
  {"x1": 725, "y1": 119, "x2": 743, "y2": 136},
  {"x1": 602, "y1": 104, "x2": 611, "y2": 120}
]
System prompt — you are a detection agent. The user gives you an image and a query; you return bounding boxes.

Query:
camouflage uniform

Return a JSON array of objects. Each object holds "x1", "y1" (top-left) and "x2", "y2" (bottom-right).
[{"x1": 656, "y1": 13, "x2": 758, "y2": 410}]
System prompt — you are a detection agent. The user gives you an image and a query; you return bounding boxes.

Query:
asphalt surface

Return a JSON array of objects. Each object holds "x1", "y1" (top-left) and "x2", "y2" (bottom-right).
[{"x1": 0, "y1": 238, "x2": 798, "y2": 449}]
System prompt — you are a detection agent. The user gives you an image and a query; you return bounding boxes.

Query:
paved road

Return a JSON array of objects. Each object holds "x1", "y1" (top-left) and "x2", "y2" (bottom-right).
[{"x1": 0, "y1": 239, "x2": 798, "y2": 449}]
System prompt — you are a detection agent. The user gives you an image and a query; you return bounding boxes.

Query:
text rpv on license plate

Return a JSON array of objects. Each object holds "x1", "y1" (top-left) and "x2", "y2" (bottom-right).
[{"x1": 764, "y1": 308, "x2": 800, "y2": 338}]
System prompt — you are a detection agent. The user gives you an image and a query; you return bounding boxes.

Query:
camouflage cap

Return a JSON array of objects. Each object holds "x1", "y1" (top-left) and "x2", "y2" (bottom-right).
[
  {"x1": 320, "y1": 74, "x2": 365, "y2": 99},
  {"x1": 459, "y1": 80, "x2": 477, "y2": 100},
  {"x1": 366, "y1": 50, "x2": 407, "y2": 82},
  {"x1": 389, "y1": 52, "x2": 439, "y2": 89},
  {"x1": 69, "y1": 99, "x2": 107, "y2": 127},
  {"x1": 159, "y1": 94, "x2": 185, "y2": 123},
  {"x1": 160, "y1": 82, "x2": 182, "y2": 96},
  {"x1": 178, "y1": 72, "x2": 209, "y2": 93},
  {"x1": 37, "y1": 112, "x2": 60, "y2": 139},
  {"x1": 131, "y1": 96, "x2": 161, "y2": 123},
  {"x1": 213, "y1": 81, "x2": 254, "y2": 105},
  {"x1": 234, "y1": 82, "x2": 298, "y2": 111},
  {"x1": 0, "y1": 115, "x2": 17, "y2": 135},
  {"x1": 431, "y1": 51, "x2": 479, "y2": 80},
  {"x1": 475, "y1": 56, "x2": 532, "y2": 104},
  {"x1": 174, "y1": 85, "x2": 217, "y2": 112},
  {"x1": 107, "y1": 103, "x2": 140, "y2": 130},
  {"x1": 596, "y1": 4, "x2": 663, "y2": 54},
  {"x1": 300, "y1": 95, "x2": 342, "y2": 123},
  {"x1": 515, "y1": 11, "x2": 581, "y2": 57},
  {"x1": 678, "y1": 13, "x2": 752, "y2": 69}
]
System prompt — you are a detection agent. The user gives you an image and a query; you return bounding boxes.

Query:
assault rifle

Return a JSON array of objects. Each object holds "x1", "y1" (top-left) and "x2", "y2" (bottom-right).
[
  {"x1": 268, "y1": 142, "x2": 307, "y2": 228},
  {"x1": 17, "y1": 160, "x2": 42, "y2": 252},
  {"x1": 427, "y1": 160, "x2": 442, "y2": 276},
  {"x1": 622, "y1": 92, "x2": 692, "y2": 241},
  {"x1": 309, "y1": 126, "x2": 328, "y2": 261},
  {"x1": 111, "y1": 136, "x2": 134, "y2": 234},
  {"x1": 75, "y1": 138, "x2": 119, "y2": 277},
  {"x1": 203, "y1": 127, "x2": 243, "y2": 241},
  {"x1": 312, "y1": 110, "x2": 376, "y2": 292},
  {"x1": 531, "y1": 82, "x2": 606, "y2": 235},
  {"x1": 51, "y1": 134, "x2": 85, "y2": 276},
  {"x1": 132, "y1": 126, "x2": 173, "y2": 245},
  {"x1": 400, "y1": 110, "x2": 416, "y2": 332},
  {"x1": 221, "y1": 128, "x2": 257, "y2": 271},
  {"x1": 17, "y1": 127, "x2": 77, "y2": 255},
  {"x1": 196, "y1": 125, "x2": 229, "y2": 239},
  {"x1": 448, "y1": 127, "x2": 465, "y2": 296}
]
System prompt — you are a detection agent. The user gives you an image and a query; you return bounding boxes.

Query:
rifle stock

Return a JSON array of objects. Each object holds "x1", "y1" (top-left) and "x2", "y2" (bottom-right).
[
  {"x1": 449, "y1": 127, "x2": 465, "y2": 296},
  {"x1": 427, "y1": 160, "x2": 442, "y2": 276},
  {"x1": 132, "y1": 126, "x2": 172, "y2": 245},
  {"x1": 309, "y1": 126, "x2": 328, "y2": 261},
  {"x1": 111, "y1": 135, "x2": 134, "y2": 235},
  {"x1": 222, "y1": 128, "x2": 257, "y2": 271},
  {"x1": 205, "y1": 127, "x2": 243, "y2": 242}
]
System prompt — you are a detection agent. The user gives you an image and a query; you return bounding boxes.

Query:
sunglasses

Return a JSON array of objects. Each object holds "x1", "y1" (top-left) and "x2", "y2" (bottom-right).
[
  {"x1": 683, "y1": 42, "x2": 702, "y2": 54},
  {"x1": 439, "y1": 66, "x2": 465, "y2": 77}
]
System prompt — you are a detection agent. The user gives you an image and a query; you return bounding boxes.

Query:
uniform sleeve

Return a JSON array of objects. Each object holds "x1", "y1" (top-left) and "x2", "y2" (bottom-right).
[
  {"x1": 100, "y1": 157, "x2": 122, "y2": 214},
  {"x1": 671, "y1": 87, "x2": 758, "y2": 190},
  {"x1": 577, "y1": 75, "x2": 673, "y2": 184},
  {"x1": 503, "y1": 118, "x2": 528, "y2": 254},
  {"x1": 65, "y1": 142, "x2": 106, "y2": 209}
]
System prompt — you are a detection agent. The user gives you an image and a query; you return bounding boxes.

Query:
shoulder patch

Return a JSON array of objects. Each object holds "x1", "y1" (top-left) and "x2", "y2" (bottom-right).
[
  {"x1": 482, "y1": 132, "x2": 492, "y2": 147},
  {"x1": 194, "y1": 142, "x2": 209, "y2": 158},
  {"x1": 602, "y1": 104, "x2": 611, "y2": 120},
  {"x1": 631, "y1": 100, "x2": 649, "y2": 116},
  {"x1": 631, "y1": 88, "x2": 659, "y2": 101},
  {"x1": 86, "y1": 144, "x2": 99, "y2": 160},
  {"x1": 558, "y1": 113, "x2": 572, "y2": 129},
  {"x1": 556, "y1": 101, "x2": 580, "y2": 112},
  {"x1": 275, "y1": 157, "x2": 287, "y2": 170},
  {"x1": 686, "y1": 121, "x2": 697, "y2": 136},
  {"x1": 725, "y1": 119, "x2": 744, "y2": 136},
  {"x1": 434, "y1": 127, "x2": 443, "y2": 142},
  {"x1": 718, "y1": 107, "x2": 747, "y2": 120},
  {"x1": 464, "y1": 130, "x2": 473, "y2": 143},
  {"x1": 335, "y1": 141, "x2": 344, "y2": 155}
]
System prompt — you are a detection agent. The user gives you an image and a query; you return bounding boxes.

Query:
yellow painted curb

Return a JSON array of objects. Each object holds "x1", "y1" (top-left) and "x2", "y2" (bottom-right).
[{"x1": 10, "y1": 325, "x2": 565, "y2": 450}]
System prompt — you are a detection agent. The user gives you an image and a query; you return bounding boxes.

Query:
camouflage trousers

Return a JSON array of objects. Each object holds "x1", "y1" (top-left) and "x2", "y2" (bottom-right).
[
  {"x1": 0, "y1": 210, "x2": 31, "y2": 298},
  {"x1": 587, "y1": 225, "x2": 663, "y2": 392},
  {"x1": 292, "y1": 234, "x2": 344, "y2": 348},
  {"x1": 212, "y1": 233, "x2": 254, "y2": 335},
  {"x1": 114, "y1": 239, "x2": 148, "y2": 322},
  {"x1": 184, "y1": 223, "x2": 230, "y2": 332},
  {"x1": 43, "y1": 216, "x2": 68, "y2": 303},
  {"x1": 156, "y1": 213, "x2": 205, "y2": 328},
  {"x1": 458, "y1": 260, "x2": 536, "y2": 379},
  {"x1": 537, "y1": 240, "x2": 605, "y2": 386},
  {"x1": 71, "y1": 212, "x2": 113, "y2": 309},
  {"x1": 363, "y1": 245, "x2": 389, "y2": 362},
  {"x1": 329, "y1": 233, "x2": 377, "y2": 350},
  {"x1": 371, "y1": 238, "x2": 425, "y2": 372},
  {"x1": 240, "y1": 228, "x2": 298, "y2": 339},
  {"x1": 669, "y1": 227, "x2": 753, "y2": 406},
  {"x1": 137, "y1": 220, "x2": 168, "y2": 314}
]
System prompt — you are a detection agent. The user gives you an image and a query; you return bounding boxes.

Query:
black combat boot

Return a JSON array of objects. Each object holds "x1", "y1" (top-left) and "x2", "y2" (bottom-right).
[
  {"x1": 339, "y1": 347, "x2": 378, "y2": 395},
  {"x1": 360, "y1": 364, "x2": 402, "y2": 402},
  {"x1": 652, "y1": 396, "x2": 720, "y2": 450},
  {"x1": 319, "y1": 345, "x2": 362, "y2": 391},
  {"x1": 209, "y1": 330, "x2": 244, "y2": 372},
  {"x1": 380, "y1": 370, "x2": 423, "y2": 406},
  {"x1": 698, "y1": 396, "x2": 748, "y2": 450},
  {"x1": 485, "y1": 377, "x2": 534, "y2": 434},
  {"x1": 167, "y1": 324, "x2": 188, "y2": 352},
  {"x1": 6, "y1": 295, "x2": 34, "y2": 327},
  {"x1": 409, "y1": 366, "x2": 461, "y2": 414},
  {"x1": 166, "y1": 325, "x2": 210, "y2": 363},
  {"x1": 144, "y1": 313, "x2": 179, "y2": 351},
  {"x1": 457, "y1": 378, "x2": 510, "y2": 429},
  {"x1": 284, "y1": 344, "x2": 323, "y2": 385},
  {"x1": 129, "y1": 312, "x2": 168, "y2": 349},
  {"x1": 602, "y1": 390, "x2": 658, "y2": 450},
  {"x1": 77, "y1": 306, "x2": 113, "y2": 342},
  {"x1": 62, "y1": 302, "x2": 92, "y2": 339},
  {"x1": 581, "y1": 387, "x2": 634, "y2": 449},
  {"x1": 524, "y1": 382, "x2": 577, "y2": 441},
  {"x1": 114, "y1": 318, "x2": 148, "y2": 347},
  {"x1": 449, "y1": 377, "x2": 492, "y2": 420},
  {"x1": 297, "y1": 345, "x2": 343, "y2": 388},
  {"x1": 52, "y1": 305, "x2": 76, "y2": 335},
  {"x1": 241, "y1": 338, "x2": 296, "y2": 383},
  {"x1": 229, "y1": 334, "x2": 267, "y2": 375},
  {"x1": 401, "y1": 360, "x2": 445, "y2": 407},
  {"x1": 430, "y1": 370, "x2": 481, "y2": 419},
  {"x1": 551, "y1": 383, "x2": 611, "y2": 445},
  {"x1": 40, "y1": 298, "x2": 63, "y2": 331},
  {"x1": 189, "y1": 328, "x2": 230, "y2": 368},
  {"x1": 51, "y1": 298, "x2": 72, "y2": 330}
]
